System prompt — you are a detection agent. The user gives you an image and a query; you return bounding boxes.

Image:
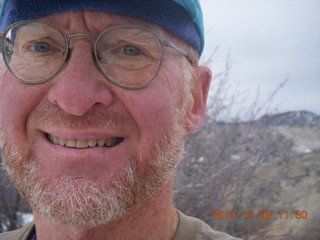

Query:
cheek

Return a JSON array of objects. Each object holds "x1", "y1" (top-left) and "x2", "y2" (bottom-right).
[
  {"x1": 131, "y1": 96, "x2": 173, "y2": 160},
  {"x1": 0, "y1": 71, "x2": 46, "y2": 145},
  {"x1": 124, "y1": 64, "x2": 186, "y2": 155}
]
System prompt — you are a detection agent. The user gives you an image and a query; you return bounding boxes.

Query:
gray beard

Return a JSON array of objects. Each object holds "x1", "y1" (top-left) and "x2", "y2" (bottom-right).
[{"x1": 1, "y1": 105, "x2": 187, "y2": 228}]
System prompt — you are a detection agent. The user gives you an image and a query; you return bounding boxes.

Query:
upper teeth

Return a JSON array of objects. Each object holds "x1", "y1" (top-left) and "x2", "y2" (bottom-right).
[{"x1": 48, "y1": 135, "x2": 122, "y2": 149}]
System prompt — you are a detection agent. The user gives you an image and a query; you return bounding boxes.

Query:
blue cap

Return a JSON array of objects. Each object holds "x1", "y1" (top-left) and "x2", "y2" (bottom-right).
[{"x1": 0, "y1": 0, "x2": 204, "y2": 56}]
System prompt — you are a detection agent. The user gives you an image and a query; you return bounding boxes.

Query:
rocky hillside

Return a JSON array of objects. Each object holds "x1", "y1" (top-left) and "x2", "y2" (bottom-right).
[
  {"x1": 175, "y1": 111, "x2": 320, "y2": 240},
  {"x1": 257, "y1": 111, "x2": 320, "y2": 126}
]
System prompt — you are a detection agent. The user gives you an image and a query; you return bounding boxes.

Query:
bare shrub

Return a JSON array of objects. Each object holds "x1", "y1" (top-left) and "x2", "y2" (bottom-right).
[
  {"x1": 174, "y1": 53, "x2": 293, "y2": 238},
  {"x1": 0, "y1": 161, "x2": 30, "y2": 232}
]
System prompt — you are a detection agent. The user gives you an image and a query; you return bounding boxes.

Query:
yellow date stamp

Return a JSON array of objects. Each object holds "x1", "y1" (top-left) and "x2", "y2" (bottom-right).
[{"x1": 212, "y1": 210, "x2": 308, "y2": 220}]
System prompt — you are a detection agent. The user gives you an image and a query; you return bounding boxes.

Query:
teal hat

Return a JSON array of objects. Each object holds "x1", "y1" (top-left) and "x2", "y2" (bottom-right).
[
  {"x1": 173, "y1": 0, "x2": 204, "y2": 55},
  {"x1": 0, "y1": 0, "x2": 205, "y2": 55}
]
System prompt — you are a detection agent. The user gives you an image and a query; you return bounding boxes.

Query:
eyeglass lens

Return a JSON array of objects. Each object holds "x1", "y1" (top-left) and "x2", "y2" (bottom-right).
[{"x1": 2, "y1": 21, "x2": 164, "y2": 88}]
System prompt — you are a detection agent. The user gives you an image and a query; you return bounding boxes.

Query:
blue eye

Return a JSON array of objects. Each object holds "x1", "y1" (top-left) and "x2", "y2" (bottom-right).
[
  {"x1": 122, "y1": 45, "x2": 141, "y2": 56},
  {"x1": 32, "y1": 42, "x2": 52, "y2": 52}
]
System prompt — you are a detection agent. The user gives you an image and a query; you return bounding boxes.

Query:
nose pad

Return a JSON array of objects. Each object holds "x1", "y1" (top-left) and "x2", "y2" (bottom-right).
[
  {"x1": 91, "y1": 50, "x2": 108, "y2": 81},
  {"x1": 64, "y1": 48, "x2": 99, "y2": 72},
  {"x1": 60, "y1": 45, "x2": 103, "y2": 80},
  {"x1": 58, "y1": 45, "x2": 104, "y2": 81},
  {"x1": 92, "y1": 51, "x2": 101, "y2": 68},
  {"x1": 65, "y1": 48, "x2": 72, "y2": 63}
]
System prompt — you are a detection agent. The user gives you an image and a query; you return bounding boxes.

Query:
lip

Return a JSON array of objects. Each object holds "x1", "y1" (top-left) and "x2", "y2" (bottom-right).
[
  {"x1": 44, "y1": 129, "x2": 123, "y2": 141},
  {"x1": 33, "y1": 129, "x2": 131, "y2": 179}
]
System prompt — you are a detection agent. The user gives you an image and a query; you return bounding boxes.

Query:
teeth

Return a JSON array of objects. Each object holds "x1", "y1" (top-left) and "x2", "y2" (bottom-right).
[
  {"x1": 52, "y1": 136, "x2": 59, "y2": 145},
  {"x1": 76, "y1": 139, "x2": 89, "y2": 148},
  {"x1": 48, "y1": 135, "x2": 122, "y2": 149},
  {"x1": 59, "y1": 138, "x2": 67, "y2": 145},
  {"x1": 106, "y1": 138, "x2": 116, "y2": 147},
  {"x1": 88, "y1": 140, "x2": 98, "y2": 147},
  {"x1": 98, "y1": 139, "x2": 105, "y2": 147},
  {"x1": 66, "y1": 139, "x2": 76, "y2": 148}
]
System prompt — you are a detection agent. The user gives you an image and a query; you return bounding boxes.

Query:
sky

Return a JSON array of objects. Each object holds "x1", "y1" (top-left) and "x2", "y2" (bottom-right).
[{"x1": 200, "y1": 0, "x2": 320, "y2": 117}]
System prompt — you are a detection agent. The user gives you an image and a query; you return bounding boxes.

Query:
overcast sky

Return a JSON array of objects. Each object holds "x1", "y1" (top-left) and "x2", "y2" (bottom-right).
[{"x1": 200, "y1": 0, "x2": 320, "y2": 117}]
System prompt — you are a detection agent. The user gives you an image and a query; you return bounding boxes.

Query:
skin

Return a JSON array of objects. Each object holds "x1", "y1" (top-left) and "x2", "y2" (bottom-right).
[{"x1": 0, "y1": 10, "x2": 211, "y2": 240}]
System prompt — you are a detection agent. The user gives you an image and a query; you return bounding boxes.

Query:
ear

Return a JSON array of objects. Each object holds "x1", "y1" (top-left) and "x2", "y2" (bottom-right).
[{"x1": 185, "y1": 66, "x2": 211, "y2": 133}]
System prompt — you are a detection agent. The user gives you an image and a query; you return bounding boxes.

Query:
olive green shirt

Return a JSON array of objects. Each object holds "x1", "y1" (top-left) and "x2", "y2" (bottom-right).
[
  {"x1": 173, "y1": 211, "x2": 241, "y2": 240},
  {"x1": 0, "y1": 211, "x2": 241, "y2": 240}
]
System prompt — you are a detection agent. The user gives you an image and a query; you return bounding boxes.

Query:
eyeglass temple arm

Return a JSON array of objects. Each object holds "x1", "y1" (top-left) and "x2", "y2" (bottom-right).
[
  {"x1": 0, "y1": 33, "x2": 15, "y2": 53},
  {"x1": 0, "y1": 33, "x2": 3, "y2": 53},
  {"x1": 160, "y1": 40, "x2": 194, "y2": 65}
]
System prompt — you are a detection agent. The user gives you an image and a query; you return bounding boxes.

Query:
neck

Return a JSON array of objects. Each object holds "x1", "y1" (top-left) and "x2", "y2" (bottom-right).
[{"x1": 33, "y1": 180, "x2": 178, "y2": 240}]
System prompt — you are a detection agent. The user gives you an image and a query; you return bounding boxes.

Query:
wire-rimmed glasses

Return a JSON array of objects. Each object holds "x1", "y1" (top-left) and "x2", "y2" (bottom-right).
[{"x1": 0, "y1": 20, "x2": 191, "y2": 89}]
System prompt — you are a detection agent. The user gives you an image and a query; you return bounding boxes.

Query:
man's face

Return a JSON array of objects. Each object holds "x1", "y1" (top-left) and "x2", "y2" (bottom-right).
[{"x1": 0, "y1": 11, "x2": 206, "y2": 227}]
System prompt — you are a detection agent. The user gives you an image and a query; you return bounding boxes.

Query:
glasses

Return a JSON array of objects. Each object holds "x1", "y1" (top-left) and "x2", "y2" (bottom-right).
[{"x1": 0, "y1": 20, "x2": 192, "y2": 89}]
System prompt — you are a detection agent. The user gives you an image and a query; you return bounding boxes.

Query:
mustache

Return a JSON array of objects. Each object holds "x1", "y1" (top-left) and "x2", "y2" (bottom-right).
[{"x1": 32, "y1": 103, "x2": 132, "y2": 130}]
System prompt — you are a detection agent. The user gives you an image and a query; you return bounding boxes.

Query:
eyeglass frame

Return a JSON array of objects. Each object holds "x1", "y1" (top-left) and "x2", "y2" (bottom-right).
[{"x1": 0, "y1": 20, "x2": 194, "y2": 90}]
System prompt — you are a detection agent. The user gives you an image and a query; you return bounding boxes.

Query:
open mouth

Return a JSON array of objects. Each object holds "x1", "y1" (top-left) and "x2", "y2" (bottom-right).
[{"x1": 47, "y1": 134, "x2": 124, "y2": 149}]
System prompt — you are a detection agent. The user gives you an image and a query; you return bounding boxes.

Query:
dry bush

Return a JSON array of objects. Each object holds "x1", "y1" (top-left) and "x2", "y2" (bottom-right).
[
  {"x1": 0, "y1": 162, "x2": 30, "y2": 232},
  {"x1": 174, "y1": 54, "x2": 293, "y2": 238}
]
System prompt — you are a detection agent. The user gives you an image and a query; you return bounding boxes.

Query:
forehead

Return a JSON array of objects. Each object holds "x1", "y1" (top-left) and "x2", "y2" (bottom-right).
[{"x1": 38, "y1": 10, "x2": 167, "y2": 38}]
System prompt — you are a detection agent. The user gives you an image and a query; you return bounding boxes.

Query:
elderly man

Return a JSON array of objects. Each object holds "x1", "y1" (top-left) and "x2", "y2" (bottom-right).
[{"x1": 0, "y1": 0, "x2": 241, "y2": 239}]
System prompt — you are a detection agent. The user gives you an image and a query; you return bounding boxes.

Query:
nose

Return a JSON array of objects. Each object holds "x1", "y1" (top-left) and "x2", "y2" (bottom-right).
[{"x1": 47, "y1": 41, "x2": 113, "y2": 116}]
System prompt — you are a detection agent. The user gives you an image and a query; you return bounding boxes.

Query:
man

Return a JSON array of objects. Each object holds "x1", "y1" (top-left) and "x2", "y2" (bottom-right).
[{"x1": 0, "y1": 0, "x2": 241, "y2": 239}]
